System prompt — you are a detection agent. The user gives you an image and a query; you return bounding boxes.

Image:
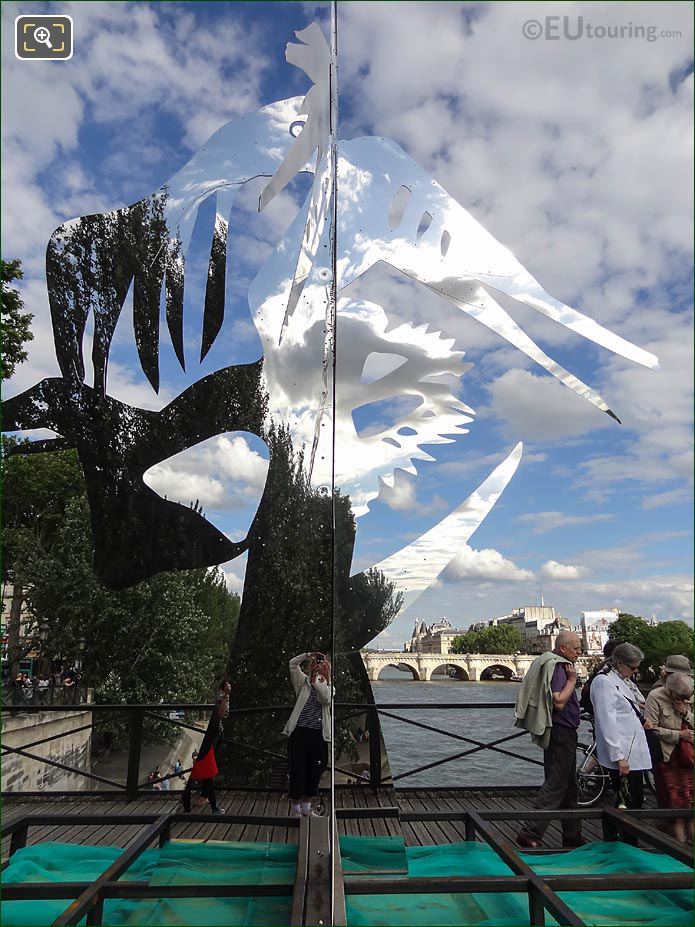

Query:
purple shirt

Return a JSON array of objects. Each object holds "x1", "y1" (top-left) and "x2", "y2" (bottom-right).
[{"x1": 550, "y1": 663, "x2": 580, "y2": 729}]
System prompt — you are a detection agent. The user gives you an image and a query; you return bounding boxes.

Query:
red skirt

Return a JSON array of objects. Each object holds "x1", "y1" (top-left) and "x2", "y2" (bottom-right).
[
  {"x1": 190, "y1": 749, "x2": 219, "y2": 782},
  {"x1": 655, "y1": 753, "x2": 693, "y2": 810}
]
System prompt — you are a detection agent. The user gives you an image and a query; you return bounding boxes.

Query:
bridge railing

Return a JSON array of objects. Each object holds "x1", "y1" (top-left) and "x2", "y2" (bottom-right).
[{"x1": 1, "y1": 699, "x2": 550, "y2": 797}]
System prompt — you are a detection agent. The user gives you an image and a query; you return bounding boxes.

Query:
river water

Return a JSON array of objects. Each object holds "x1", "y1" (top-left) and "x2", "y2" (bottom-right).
[{"x1": 372, "y1": 669, "x2": 544, "y2": 788}]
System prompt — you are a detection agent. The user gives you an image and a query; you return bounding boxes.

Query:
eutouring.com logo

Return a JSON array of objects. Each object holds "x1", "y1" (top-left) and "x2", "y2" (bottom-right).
[{"x1": 521, "y1": 17, "x2": 682, "y2": 43}]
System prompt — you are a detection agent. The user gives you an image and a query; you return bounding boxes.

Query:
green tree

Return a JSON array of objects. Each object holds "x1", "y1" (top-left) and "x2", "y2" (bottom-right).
[
  {"x1": 451, "y1": 625, "x2": 522, "y2": 654},
  {"x1": 2, "y1": 439, "x2": 85, "y2": 675},
  {"x1": 18, "y1": 495, "x2": 239, "y2": 746},
  {"x1": 609, "y1": 614, "x2": 693, "y2": 682},
  {"x1": 476, "y1": 624, "x2": 523, "y2": 654},
  {"x1": 224, "y1": 423, "x2": 402, "y2": 783},
  {"x1": 451, "y1": 630, "x2": 480, "y2": 654},
  {"x1": 1, "y1": 259, "x2": 33, "y2": 381},
  {"x1": 608, "y1": 613, "x2": 651, "y2": 651}
]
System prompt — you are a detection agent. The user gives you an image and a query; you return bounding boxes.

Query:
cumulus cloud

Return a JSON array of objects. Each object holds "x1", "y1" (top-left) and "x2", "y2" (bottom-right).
[
  {"x1": 539, "y1": 560, "x2": 587, "y2": 581},
  {"x1": 222, "y1": 566, "x2": 246, "y2": 594},
  {"x1": 442, "y1": 545, "x2": 534, "y2": 583},
  {"x1": 144, "y1": 434, "x2": 269, "y2": 512}
]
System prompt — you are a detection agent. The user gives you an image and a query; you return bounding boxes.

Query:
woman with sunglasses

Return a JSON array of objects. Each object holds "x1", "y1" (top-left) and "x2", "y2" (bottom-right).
[{"x1": 590, "y1": 642, "x2": 651, "y2": 810}]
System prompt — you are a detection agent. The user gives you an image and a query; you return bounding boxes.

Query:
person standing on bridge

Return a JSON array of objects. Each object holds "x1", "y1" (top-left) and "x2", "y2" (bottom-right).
[
  {"x1": 283, "y1": 652, "x2": 332, "y2": 817},
  {"x1": 181, "y1": 677, "x2": 231, "y2": 815},
  {"x1": 515, "y1": 630, "x2": 585, "y2": 849}
]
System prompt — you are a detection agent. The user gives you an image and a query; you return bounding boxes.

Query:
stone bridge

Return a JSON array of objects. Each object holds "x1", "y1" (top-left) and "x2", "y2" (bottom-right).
[{"x1": 362, "y1": 651, "x2": 593, "y2": 682}]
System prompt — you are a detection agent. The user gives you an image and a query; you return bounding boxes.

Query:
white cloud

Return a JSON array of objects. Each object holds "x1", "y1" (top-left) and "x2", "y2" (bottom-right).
[
  {"x1": 517, "y1": 511, "x2": 615, "y2": 535},
  {"x1": 222, "y1": 566, "x2": 246, "y2": 594},
  {"x1": 443, "y1": 545, "x2": 534, "y2": 583},
  {"x1": 144, "y1": 434, "x2": 269, "y2": 513},
  {"x1": 485, "y1": 369, "x2": 612, "y2": 441},
  {"x1": 539, "y1": 560, "x2": 587, "y2": 581}
]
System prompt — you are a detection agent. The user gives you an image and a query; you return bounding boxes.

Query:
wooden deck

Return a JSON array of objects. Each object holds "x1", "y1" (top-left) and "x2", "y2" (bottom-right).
[{"x1": 2, "y1": 786, "x2": 651, "y2": 858}]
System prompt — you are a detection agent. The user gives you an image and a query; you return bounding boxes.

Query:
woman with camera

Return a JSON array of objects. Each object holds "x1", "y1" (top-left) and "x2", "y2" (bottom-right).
[{"x1": 283, "y1": 651, "x2": 332, "y2": 817}]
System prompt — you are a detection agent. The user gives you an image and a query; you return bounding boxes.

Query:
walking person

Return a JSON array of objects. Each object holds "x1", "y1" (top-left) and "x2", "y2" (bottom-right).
[
  {"x1": 283, "y1": 651, "x2": 332, "y2": 818},
  {"x1": 590, "y1": 642, "x2": 652, "y2": 811},
  {"x1": 181, "y1": 678, "x2": 231, "y2": 815},
  {"x1": 644, "y1": 671, "x2": 694, "y2": 844},
  {"x1": 515, "y1": 630, "x2": 585, "y2": 849}
]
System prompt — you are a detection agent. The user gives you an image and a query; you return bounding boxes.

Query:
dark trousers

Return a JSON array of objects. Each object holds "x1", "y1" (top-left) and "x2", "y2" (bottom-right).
[
  {"x1": 182, "y1": 777, "x2": 217, "y2": 812},
  {"x1": 521, "y1": 725, "x2": 581, "y2": 843},
  {"x1": 288, "y1": 726, "x2": 328, "y2": 800},
  {"x1": 609, "y1": 770, "x2": 644, "y2": 808}
]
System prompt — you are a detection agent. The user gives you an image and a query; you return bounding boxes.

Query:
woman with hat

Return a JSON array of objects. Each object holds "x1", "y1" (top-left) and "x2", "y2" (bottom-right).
[
  {"x1": 645, "y1": 670, "x2": 694, "y2": 844},
  {"x1": 650, "y1": 654, "x2": 694, "y2": 691}
]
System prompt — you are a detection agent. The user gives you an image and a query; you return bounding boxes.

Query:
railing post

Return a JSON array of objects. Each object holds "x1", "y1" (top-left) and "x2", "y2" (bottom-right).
[
  {"x1": 10, "y1": 822, "x2": 28, "y2": 856},
  {"x1": 125, "y1": 708, "x2": 144, "y2": 801},
  {"x1": 464, "y1": 814, "x2": 476, "y2": 841},
  {"x1": 86, "y1": 898, "x2": 104, "y2": 926},
  {"x1": 367, "y1": 705, "x2": 382, "y2": 788},
  {"x1": 158, "y1": 820, "x2": 171, "y2": 847},
  {"x1": 528, "y1": 884, "x2": 546, "y2": 926},
  {"x1": 601, "y1": 809, "x2": 618, "y2": 842}
]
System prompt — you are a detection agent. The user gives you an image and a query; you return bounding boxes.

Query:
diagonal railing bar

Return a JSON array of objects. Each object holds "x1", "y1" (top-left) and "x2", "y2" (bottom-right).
[
  {"x1": 3, "y1": 721, "x2": 94, "y2": 754},
  {"x1": 602, "y1": 807, "x2": 693, "y2": 866},
  {"x1": 141, "y1": 709, "x2": 287, "y2": 763},
  {"x1": 0, "y1": 743, "x2": 125, "y2": 790},
  {"x1": 381, "y1": 735, "x2": 543, "y2": 784},
  {"x1": 377, "y1": 708, "x2": 543, "y2": 769},
  {"x1": 467, "y1": 812, "x2": 585, "y2": 927},
  {"x1": 52, "y1": 813, "x2": 172, "y2": 926}
]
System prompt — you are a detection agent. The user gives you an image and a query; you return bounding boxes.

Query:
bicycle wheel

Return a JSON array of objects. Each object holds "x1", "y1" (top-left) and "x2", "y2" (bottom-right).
[{"x1": 576, "y1": 748, "x2": 607, "y2": 806}]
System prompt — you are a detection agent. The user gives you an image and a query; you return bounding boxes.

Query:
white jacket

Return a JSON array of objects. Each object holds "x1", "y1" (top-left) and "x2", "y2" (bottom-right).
[
  {"x1": 282, "y1": 653, "x2": 332, "y2": 742},
  {"x1": 591, "y1": 669, "x2": 651, "y2": 771}
]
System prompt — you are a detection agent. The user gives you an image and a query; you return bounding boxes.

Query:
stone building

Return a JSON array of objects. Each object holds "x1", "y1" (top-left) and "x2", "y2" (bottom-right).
[{"x1": 406, "y1": 618, "x2": 464, "y2": 654}]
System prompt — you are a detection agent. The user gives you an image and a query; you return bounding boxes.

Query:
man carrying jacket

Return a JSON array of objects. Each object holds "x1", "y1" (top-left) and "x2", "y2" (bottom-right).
[{"x1": 515, "y1": 630, "x2": 585, "y2": 849}]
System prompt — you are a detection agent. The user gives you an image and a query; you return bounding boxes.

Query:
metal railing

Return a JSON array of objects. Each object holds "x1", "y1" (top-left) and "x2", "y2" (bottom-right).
[
  {"x1": 1, "y1": 699, "x2": 547, "y2": 798},
  {"x1": 2, "y1": 682, "x2": 90, "y2": 707}
]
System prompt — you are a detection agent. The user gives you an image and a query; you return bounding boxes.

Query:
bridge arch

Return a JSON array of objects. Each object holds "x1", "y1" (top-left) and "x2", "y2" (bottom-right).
[
  {"x1": 426, "y1": 662, "x2": 470, "y2": 682},
  {"x1": 374, "y1": 662, "x2": 421, "y2": 681},
  {"x1": 479, "y1": 663, "x2": 514, "y2": 681}
]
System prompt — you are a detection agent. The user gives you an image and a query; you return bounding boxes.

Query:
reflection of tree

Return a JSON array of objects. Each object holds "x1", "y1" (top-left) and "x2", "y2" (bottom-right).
[
  {"x1": 2, "y1": 364, "x2": 267, "y2": 588},
  {"x1": 47, "y1": 190, "x2": 173, "y2": 394},
  {"x1": 221, "y1": 423, "x2": 402, "y2": 784}
]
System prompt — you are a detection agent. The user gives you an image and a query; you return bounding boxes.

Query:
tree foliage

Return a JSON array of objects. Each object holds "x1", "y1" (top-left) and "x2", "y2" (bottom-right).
[
  {"x1": 451, "y1": 624, "x2": 522, "y2": 655},
  {"x1": 223, "y1": 423, "x2": 403, "y2": 783},
  {"x1": 1, "y1": 259, "x2": 34, "y2": 381},
  {"x1": 609, "y1": 613, "x2": 693, "y2": 681},
  {"x1": 3, "y1": 444, "x2": 240, "y2": 746}
]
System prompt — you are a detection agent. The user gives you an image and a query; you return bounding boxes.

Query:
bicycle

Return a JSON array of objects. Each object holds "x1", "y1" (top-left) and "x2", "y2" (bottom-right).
[{"x1": 576, "y1": 713, "x2": 656, "y2": 806}]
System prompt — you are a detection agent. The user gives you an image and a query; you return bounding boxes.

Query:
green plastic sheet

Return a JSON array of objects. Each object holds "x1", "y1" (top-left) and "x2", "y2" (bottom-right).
[
  {"x1": 1, "y1": 837, "x2": 692, "y2": 926},
  {"x1": 343, "y1": 839, "x2": 693, "y2": 927}
]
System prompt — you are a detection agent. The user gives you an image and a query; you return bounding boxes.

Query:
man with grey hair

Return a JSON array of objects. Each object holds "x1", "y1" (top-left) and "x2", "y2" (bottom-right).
[
  {"x1": 516, "y1": 630, "x2": 584, "y2": 849},
  {"x1": 591, "y1": 642, "x2": 651, "y2": 811}
]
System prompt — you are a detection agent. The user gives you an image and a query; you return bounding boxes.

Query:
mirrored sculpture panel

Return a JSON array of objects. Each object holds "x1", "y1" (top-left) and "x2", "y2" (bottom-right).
[{"x1": 2, "y1": 17, "x2": 659, "y2": 796}]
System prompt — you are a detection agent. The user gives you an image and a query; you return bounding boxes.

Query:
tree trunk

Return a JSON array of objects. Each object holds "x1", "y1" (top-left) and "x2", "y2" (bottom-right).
[{"x1": 8, "y1": 583, "x2": 24, "y2": 678}]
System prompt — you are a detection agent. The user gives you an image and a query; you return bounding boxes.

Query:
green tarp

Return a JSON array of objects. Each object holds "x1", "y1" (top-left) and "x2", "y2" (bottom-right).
[{"x1": 2, "y1": 837, "x2": 692, "y2": 926}]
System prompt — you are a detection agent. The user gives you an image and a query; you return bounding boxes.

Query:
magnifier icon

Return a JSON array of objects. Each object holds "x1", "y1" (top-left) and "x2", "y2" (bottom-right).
[{"x1": 34, "y1": 26, "x2": 53, "y2": 49}]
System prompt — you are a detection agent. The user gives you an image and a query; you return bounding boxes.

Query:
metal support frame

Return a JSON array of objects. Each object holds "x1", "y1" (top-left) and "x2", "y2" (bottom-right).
[{"x1": 2, "y1": 801, "x2": 691, "y2": 927}]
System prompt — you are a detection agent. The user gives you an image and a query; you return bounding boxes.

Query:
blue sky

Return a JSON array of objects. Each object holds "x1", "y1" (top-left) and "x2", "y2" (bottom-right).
[{"x1": 2, "y1": 1, "x2": 693, "y2": 649}]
